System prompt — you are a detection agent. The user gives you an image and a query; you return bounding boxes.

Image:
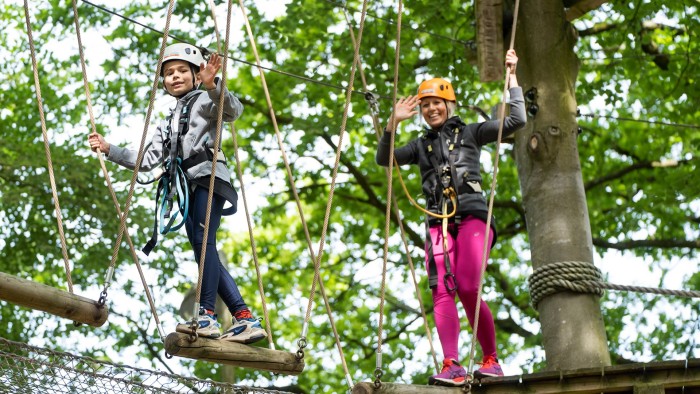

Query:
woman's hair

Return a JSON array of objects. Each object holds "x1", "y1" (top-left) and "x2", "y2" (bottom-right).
[{"x1": 446, "y1": 100, "x2": 457, "y2": 118}]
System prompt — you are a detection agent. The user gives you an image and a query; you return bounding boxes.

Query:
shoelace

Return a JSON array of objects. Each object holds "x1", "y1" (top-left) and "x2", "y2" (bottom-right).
[{"x1": 480, "y1": 357, "x2": 499, "y2": 368}]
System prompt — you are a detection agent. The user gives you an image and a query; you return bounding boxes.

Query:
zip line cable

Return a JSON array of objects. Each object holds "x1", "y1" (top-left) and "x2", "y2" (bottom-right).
[
  {"x1": 322, "y1": 0, "x2": 474, "y2": 47},
  {"x1": 579, "y1": 113, "x2": 700, "y2": 129},
  {"x1": 81, "y1": 0, "x2": 392, "y2": 101},
  {"x1": 81, "y1": 0, "x2": 699, "y2": 133}
]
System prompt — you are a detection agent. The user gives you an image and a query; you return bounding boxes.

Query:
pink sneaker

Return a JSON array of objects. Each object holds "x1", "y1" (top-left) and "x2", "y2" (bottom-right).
[
  {"x1": 428, "y1": 359, "x2": 467, "y2": 386},
  {"x1": 474, "y1": 355, "x2": 504, "y2": 378}
]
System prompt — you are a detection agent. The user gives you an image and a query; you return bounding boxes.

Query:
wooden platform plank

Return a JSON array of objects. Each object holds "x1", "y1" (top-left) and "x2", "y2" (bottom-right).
[
  {"x1": 353, "y1": 382, "x2": 462, "y2": 393},
  {"x1": 353, "y1": 359, "x2": 700, "y2": 393},
  {"x1": 0, "y1": 271, "x2": 108, "y2": 327},
  {"x1": 164, "y1": 332, "x2": 305, "y2": 375}
]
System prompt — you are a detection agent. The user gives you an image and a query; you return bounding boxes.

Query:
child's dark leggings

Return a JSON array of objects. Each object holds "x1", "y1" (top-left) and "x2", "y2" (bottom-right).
[
  {"x1": 185, "y1": 186, "x2": 247, "y2": 314},
  {"x1": 426, "y1": 216, "x2": 497, "y2": 362}
]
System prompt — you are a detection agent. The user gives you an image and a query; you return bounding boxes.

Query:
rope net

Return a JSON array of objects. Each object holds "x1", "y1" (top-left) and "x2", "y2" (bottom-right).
[{"x1": 0, "y1": 337, "x2": 290, "y2": 394}]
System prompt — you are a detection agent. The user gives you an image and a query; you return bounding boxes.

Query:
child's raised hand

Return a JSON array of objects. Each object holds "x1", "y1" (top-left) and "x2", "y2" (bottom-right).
[{"x1": 199, "y1": 53, "x2": 222, "y2": 90}]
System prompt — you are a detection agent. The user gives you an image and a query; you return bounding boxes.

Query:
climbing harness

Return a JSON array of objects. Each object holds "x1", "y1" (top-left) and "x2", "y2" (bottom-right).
[
  {"x1": 141, "y1": 91, "x2": 200, "y2": 255},
  {"x1": 141, "y1": 87, "x2": 236, "y2": 256},
  {"x1": 422, "y1": 127, "x2": 464, "y2": 292}
]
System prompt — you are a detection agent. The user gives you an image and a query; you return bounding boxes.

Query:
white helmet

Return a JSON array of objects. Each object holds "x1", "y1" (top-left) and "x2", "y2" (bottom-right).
[{"x1": 161, "y1": 43, "x2": 205, "y2": 75}]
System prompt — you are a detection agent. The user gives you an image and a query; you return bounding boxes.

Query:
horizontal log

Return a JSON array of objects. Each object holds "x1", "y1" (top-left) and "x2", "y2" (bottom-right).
[
  {"x1": 0, "y1": 271, "x2": 108, "y2": 327},
  {"x1": 164, "y1": 332, "x2": 305, "y2": 375},
  {"x1": 354, "y1": 359, "x2": 700, "y2": 393},
  {"x1": 353, "y1": 382, "x2": 463, "y2": 393}
]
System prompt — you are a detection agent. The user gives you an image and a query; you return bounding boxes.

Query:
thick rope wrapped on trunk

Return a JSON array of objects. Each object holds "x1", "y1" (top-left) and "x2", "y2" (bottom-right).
[{"x1": 529, "y1": 260, "x2": 700, "y2": 308}]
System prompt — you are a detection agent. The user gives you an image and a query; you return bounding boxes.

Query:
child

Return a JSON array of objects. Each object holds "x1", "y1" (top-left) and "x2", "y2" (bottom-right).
[
  {"x1": 89, "y1": 43, "x2": 266, "y2": 344},
  {"x1": 375, "y1": 50, "x2": 526, "y2": 385}
]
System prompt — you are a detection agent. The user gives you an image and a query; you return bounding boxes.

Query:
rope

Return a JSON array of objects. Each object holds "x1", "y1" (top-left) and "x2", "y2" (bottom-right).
[
  {"x1": 466, "y1": 0, "x2": 521, "y2": 381},
  {"x1": 191, "y1": 0, "x2": 234, "y2": 332},
  {"x1": 207, "y1": 0, "x2": 275, "y2": 348},
  {"x1": 22, "y1": 0, "x2": 74, "y2": 295},
  {"x1": 100, "y1": 0, "x2": 177, "y2": 307},
  {"x1": 376, "y1": 0, "x2": 404, "y2": 387},
  {"x1": 307, "y1": 2, "x2": 373, "y2": 387},
  {"x1": 237, "y1": 3, "x2": 365, "y2": 385},
  {"x1": 341, "y1": 4, "x2": 440, "y2": 375},
  {"x1": 70, "y1": 0, "x2": 165, "y2": 338},
  {"x1": 528, "y1": 261, "x2": 700, "y2": 308}
]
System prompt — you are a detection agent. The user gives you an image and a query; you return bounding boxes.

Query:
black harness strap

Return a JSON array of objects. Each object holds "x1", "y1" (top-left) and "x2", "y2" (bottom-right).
[
  {"x1": 423, "y1": 128, "x2": 461, "y2": 291},
  {"x1": 143, "y1": 92, "x2": 202, "y2": 255},
  {"x1": 181, "y1": 147, "x2": 227, "y2": 171}
]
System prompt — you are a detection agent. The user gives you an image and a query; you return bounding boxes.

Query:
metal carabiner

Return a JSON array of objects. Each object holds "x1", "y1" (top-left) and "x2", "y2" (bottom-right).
[{"x1": 444, "y1": 272, "x2": 458, "y2": 293}]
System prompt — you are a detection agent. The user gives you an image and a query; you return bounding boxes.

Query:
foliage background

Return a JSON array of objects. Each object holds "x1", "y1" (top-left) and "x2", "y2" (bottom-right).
[{"x1": 0, "y1": 0, "x2": 697, "y2": 392}]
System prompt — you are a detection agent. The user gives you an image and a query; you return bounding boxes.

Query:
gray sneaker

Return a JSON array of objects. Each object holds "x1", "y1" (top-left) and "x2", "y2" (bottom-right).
[
  {"x1": 176, "y1": 312, "x2": 221, "y2": 339},
  {"x1": 220, "y1": 316, "x2": 267, "y2": 344}
]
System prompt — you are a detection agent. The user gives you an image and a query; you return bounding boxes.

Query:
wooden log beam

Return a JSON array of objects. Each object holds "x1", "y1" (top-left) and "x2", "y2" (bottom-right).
[
  {"x1": 353, "y1": 382, "x2": 463, "y2": 393},
  {"x1": 566, "y1": 0, "x2": 610, "y2": 22},
  {"x1": 353, "y1": 359, "x2": 700, "y2": 393},
  {"x1": 476, "y1": 0, "x2": 504, "y2": 82},
  {"x1": 164, "y1": 332, "x2": 305, "y2": 375},
  {"x1": 0, "y1": 271, "x2": 108, "y2": 327}
]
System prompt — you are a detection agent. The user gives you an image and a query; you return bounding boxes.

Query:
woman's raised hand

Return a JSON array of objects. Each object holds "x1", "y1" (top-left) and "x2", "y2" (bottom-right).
[{"x1": 388, "y1": 95, "x2": 420, "y2": 131}]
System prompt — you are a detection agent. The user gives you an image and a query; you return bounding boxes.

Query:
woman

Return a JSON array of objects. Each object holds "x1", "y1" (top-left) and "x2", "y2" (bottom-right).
[{"x1": 375, "y1": 49, "x2": 525, "y2": 386}]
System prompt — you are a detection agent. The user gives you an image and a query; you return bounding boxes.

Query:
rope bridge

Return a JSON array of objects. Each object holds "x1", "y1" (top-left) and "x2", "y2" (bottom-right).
[{"x1": 0, "y1": 337, "x2": 290, "y2": 394}]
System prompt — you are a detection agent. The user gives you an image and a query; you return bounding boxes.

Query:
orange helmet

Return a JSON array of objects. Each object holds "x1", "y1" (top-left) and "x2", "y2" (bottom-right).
[{"x1": 416, "y1": 78, "x2": 456, "y2": 102}]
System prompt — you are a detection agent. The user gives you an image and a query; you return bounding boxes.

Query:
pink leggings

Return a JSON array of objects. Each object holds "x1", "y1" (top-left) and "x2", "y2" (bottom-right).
[{"x1": 426, "y1": 216, "x2": 496, "y2": 361}]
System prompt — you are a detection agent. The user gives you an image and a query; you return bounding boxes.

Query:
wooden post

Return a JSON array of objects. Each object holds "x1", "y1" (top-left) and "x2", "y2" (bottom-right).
[
  {"x1": 164, "y1": 332, "x2": 305, "y2": 375},
  {"x1": 513, "y1": 0, "x2": 611, "y2": 371},
  {"x1": 476, "y1": 0, "x2": 504, "y2": 82},
  {"x1": 565, "y1": 0, "x2": 610, "y2": 21},
  {"x1": 0, "y1": 271, "x2": 108, "y2": 327}
]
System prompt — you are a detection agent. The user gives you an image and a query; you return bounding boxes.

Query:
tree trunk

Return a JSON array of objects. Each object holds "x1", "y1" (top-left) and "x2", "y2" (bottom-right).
[{"x1": 513, "y1": 0, "x2": 611, "y2": 370}]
